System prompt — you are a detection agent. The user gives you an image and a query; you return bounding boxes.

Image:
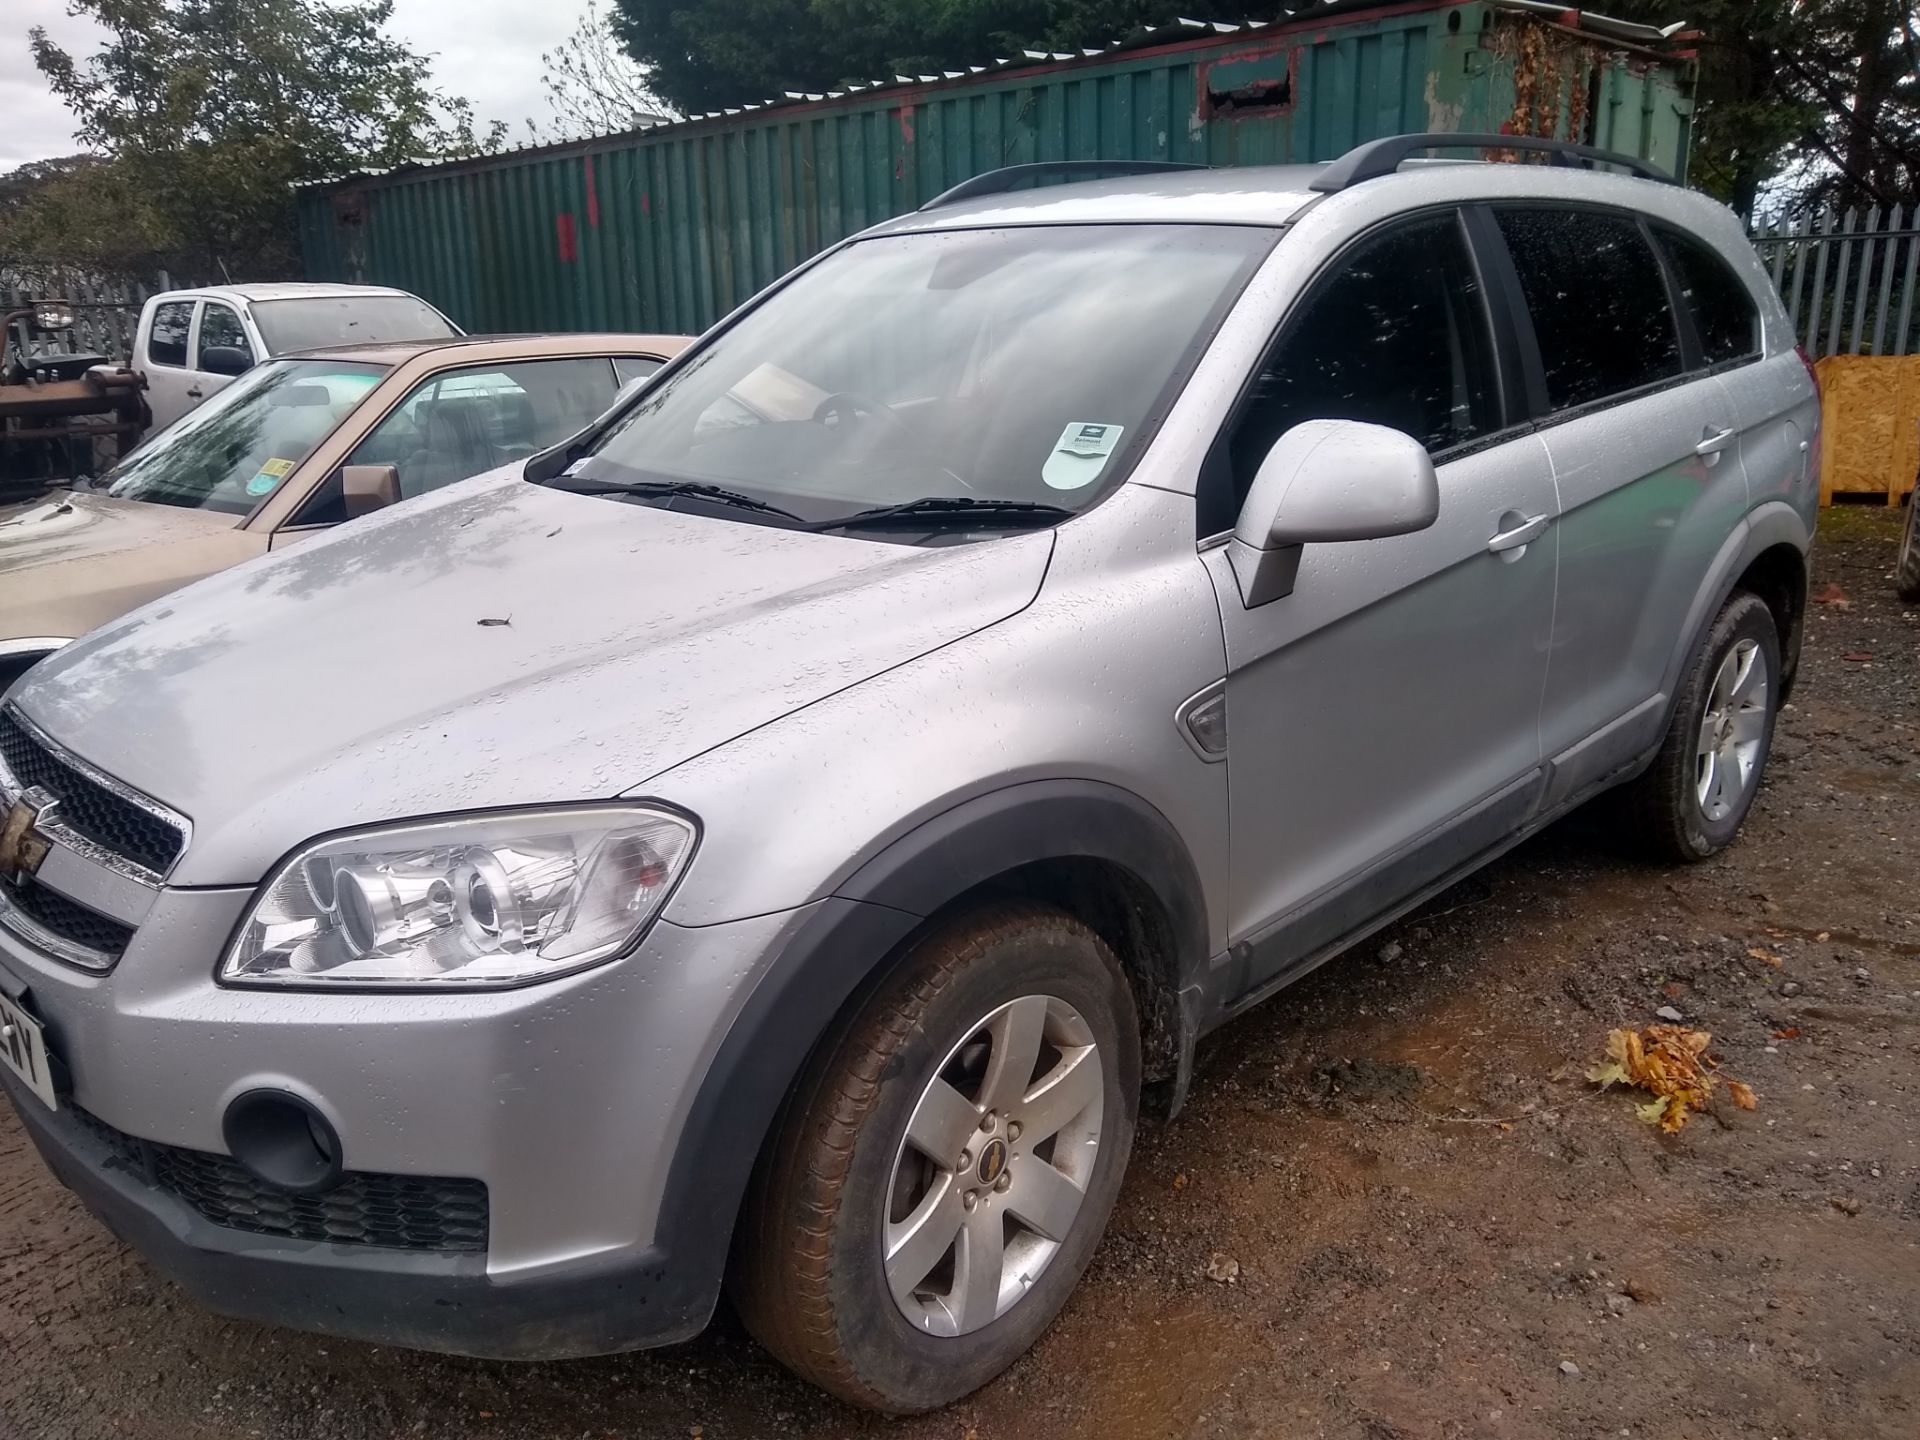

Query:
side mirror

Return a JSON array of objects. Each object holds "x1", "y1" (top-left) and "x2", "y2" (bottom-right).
[
  {"x1": 200, "y1": 345, "x2": 254, "y2": 377},
  {"x1": 1227, "y1": 420, "x2": 1439, "y2": 607},
  {"x1": 340, "y1": 463, "x2": 401, "y2": 518}
]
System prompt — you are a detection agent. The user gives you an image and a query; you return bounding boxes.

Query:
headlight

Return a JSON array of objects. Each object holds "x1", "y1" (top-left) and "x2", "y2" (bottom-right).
[{"x1": 220, "y1": 805, "x2": 696, "y2": 989}]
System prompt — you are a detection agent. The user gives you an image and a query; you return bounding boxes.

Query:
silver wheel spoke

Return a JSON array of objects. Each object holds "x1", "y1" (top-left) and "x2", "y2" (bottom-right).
[
  {"x1": 1017, "y1": 1046, "x2": 1101, "y2": 1148},
  {"x1": 1696, "y1": 748, "x2": 1719, "y2": 810},
  {"x1": 1003, "y1": 1158, "x2": 1085, "y2": 1243},
  {"x1": 1708, "y1": 749, "x2": 1733, "y2": 816},
  {"x1": 1729, "y1": 641, "x2": 1765, "y2": 707},
  {"x1": 885, "y1": 1180, "x2": 962, "y2": 1304},
  {"x1": 978, "y1": 995, "x2": 1047, "y2": 1113},
  {"x1": 950, "y1": 1208, "x2": 1006, "y2": 1331},
  {"x1": 906, "y1": 1077, "x2": 980, "y2": 1163},
  {"x1": 1730, "y1": 705, "x2": 1767, "y2": 747}
]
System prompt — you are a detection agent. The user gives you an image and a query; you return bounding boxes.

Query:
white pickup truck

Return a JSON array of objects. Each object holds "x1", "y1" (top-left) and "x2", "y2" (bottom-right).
[{"x1": 133, "y1": 282, "x2": 461, "y2": 431}]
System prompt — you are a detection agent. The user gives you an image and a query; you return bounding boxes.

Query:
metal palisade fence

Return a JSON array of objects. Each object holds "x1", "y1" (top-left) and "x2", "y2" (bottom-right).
[
  {"x1": 0, "y1": 266, "x2": 173, "y2": 365},
  {"x1": 1751, "y1": 206, "x2": 1919, "y2": 358}
]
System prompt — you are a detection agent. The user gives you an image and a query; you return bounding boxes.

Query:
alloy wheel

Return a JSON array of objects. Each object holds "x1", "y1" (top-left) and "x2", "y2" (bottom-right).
[
  {"x1": 1695, "y1": 637, "x2": 1769, "y2": 822},
  {"x1": 883, "y1": 994, "x2": 1105, "y2": 1337}
]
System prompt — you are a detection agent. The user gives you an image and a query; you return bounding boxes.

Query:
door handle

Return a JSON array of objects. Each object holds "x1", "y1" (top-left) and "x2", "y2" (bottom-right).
[
  {"x1": 1695, "y1": 425, "x2": 1736, "y2": 456},
  {"x1": 185, "y1": 386, "x2": 204, "y2": 399},
  {"x1": 1487, "y1": 514, "x2": 1550, "y2": 552}
]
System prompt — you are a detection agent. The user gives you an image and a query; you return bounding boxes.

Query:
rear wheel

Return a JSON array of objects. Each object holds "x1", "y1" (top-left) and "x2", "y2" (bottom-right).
[
  {"x1": 730, "y1": 902, "x2": 1139, "y2": 1413},
  {"x1": 1617, "y1": 589, "x2": 1779, "y2": 861},
  {"x1": 1896, "y1": 494, "x2": 1920, "y2": 602}
]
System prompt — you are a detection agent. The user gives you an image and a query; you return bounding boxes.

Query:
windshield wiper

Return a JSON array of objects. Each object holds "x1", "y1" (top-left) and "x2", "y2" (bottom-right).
[
  {"x1": 553, "y1": 477, "x2": 804, "y2": 523},
  {"x1": 803, "y1": 495, "x2": 1075, "y2": 533}
]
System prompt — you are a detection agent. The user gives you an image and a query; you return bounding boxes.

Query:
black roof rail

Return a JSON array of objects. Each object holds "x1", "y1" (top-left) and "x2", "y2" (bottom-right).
[
  {"x1": 1310, "y1": 133, "x2": 1675, "y2": 192},
  {"x1": 920, "y1": 160, "x2": 1211, "y2": 211}
]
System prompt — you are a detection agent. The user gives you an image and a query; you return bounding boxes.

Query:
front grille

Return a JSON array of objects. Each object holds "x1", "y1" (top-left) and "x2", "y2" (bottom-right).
[
  {"x1": 69, "y1": 1107, "x2": 489, "y2": 1253},
  {"x1": 0, "y1": 710, "x2": 185, "y2": 875},
  {"x1": 1, "y1": 879, "x2": 133, "y2": 958}
]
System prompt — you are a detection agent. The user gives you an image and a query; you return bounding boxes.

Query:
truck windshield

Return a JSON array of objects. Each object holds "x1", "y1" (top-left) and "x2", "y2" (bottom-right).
[
  {"x1": 572, "y1": 223, "x2": 1272, "y2": 528},
  {"x1": 251, "y1": 296, "x2": 456, "y2": 352},
  {"x1": 104, "y1": 360, "x2": 386, "y2": 514}
]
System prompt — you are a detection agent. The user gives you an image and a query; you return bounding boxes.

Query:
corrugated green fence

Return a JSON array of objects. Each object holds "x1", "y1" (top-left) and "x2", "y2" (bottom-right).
[{"x1": 298, "y1": 1, "x2": 1695, "y2": 336}]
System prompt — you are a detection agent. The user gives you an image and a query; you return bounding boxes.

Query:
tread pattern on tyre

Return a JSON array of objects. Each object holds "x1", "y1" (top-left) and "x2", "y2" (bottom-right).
[{"x1": 731, "y1": 902, "x2": 1115, "y2": 1412}]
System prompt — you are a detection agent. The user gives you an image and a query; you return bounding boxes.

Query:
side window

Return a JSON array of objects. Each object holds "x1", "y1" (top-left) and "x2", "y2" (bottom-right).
[
  {"x1": 344, "y1": 357, "x2": 620, "y2": 500},
  {"x1": 146, "y1": 300, "x2": 194, "y2": 368},
  {"x1": 613, "y1": 355, "x2": 662, "y2": 387},
  {"x1": 1656, "y1": 229, "x2": 1760, "y2": 367},
  {"x1": 196, "y1": 303, "x2": 254, "y2": 367},
  {"x1": 1222, "y1": 211, "x2": 1500, "y2": 516},
  {"x1": 1496, "y1": 207, "x2": 1682, "y2": 411}
]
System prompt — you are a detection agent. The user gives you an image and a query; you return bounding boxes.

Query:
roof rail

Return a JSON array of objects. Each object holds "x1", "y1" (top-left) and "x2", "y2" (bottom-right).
[
  {"x1": 1310, "y1": 133, "x2": 1675, "y2": 192},
  {"x1": 920, "y1": 160, "x2": 1210, "y2": 211}
]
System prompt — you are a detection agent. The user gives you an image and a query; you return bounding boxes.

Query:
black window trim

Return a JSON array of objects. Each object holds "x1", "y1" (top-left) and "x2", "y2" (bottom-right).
[
  {"x1": 1646, "y1": 220, "x2": 1765, "y2": 377},
  {"x1": 1480, "y1": 199, "x2": 1708, "y2": 435},
  {"x1": 1196, "y1": 203, "x2": 1517, "y2": 541}
]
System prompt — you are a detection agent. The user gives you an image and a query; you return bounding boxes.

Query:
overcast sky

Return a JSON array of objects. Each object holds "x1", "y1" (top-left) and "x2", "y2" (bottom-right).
[{"x1": 3, "y1": 0, "x2": 599, "y2": 173}]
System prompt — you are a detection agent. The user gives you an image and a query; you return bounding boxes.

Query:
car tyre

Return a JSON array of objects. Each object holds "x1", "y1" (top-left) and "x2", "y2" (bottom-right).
[
  {"x1": 730, "y1": 901, "x2": 1140, "y2": 1413},
  {"x1": 1896, "y1": 495, "x2": 1920, "y2": 602},
  {"x1": 1617, "y1": 589, "x2": 1780, "y2": 862}
]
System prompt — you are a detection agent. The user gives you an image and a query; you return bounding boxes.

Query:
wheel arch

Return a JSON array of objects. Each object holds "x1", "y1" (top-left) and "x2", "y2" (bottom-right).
[
  {"x1": 650, "y1": 779, "x2": 1211, "y2": 1315},
  {"x1": 1663, "y1": 504, "x2": 1810, "y2": 711}
]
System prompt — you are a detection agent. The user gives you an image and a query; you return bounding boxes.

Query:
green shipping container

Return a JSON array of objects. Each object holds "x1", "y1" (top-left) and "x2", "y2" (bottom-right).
[{"x1": 296, "y1": 0, "x2": 1698, "y2": 335}]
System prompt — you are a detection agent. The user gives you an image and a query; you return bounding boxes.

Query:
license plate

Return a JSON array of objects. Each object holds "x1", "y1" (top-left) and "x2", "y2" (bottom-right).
[{"x1": 0, "y1": 990, "x2": 57, "y2": 1111}]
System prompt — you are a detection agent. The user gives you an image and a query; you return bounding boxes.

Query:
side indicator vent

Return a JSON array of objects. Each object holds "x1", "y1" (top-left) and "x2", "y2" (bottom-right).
[{"x1": 1177, "y1": 682, "x2": 1228, "y2": 762}]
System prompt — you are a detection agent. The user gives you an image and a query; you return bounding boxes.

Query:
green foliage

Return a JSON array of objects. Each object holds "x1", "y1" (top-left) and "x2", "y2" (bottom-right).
[
  {"x1": 5, "y1": 0, "x2": 502, "y2": 279},
  {"x1": 607, "y1": 0, "x2": 1191, "y2": 115},
  {"x1": 1590, "y1": 1, "x2": 1917, "y2": 213}
]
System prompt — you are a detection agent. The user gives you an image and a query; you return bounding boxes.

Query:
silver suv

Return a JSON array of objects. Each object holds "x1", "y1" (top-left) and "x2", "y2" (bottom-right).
[{"x1": 0, "y1": 137, "x2": 1817, "y2": 1412}]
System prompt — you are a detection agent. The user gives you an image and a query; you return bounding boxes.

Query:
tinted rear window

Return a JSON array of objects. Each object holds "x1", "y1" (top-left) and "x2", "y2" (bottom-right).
[
  {"x1": 251, "y1": 295, "x2": 456, "y2": 353},
  {"x1": 1658, "y1": 228, "x2": 1760, "y2": 366},
  {"x1": 1497, "y1": 207, "x2": 1682, "y2": 411}
]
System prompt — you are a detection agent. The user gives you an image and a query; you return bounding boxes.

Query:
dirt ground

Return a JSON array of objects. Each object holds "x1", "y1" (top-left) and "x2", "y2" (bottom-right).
[{"x1": 3, "y1": 506, "x2": 1915, "y2": 1440}]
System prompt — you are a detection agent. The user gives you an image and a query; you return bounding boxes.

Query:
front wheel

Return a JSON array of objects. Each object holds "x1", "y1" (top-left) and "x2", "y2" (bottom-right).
[
  {"x1": 1617, "y1": 589, "x2": 1780, "y2": 861},
  {"x1": 730, "y1": 902, "x2": 1140, "y2": 1412}
]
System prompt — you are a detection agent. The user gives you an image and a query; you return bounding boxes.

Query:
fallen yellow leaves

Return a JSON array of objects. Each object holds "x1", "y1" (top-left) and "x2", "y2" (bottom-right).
[{"x1": 1587, "y1": 1025, "x2": 1758, "y2": 1133}]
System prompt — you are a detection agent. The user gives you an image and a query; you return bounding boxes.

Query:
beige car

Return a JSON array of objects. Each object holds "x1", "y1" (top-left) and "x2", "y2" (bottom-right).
[{"x1": 0, "y1": 332, "x2": 687, "y2": 688}]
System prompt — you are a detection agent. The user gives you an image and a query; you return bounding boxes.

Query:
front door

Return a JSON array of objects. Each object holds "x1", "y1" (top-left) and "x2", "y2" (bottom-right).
[{"x1": 1197, "y1": 209, "x2": 1559, "y2": 1000}]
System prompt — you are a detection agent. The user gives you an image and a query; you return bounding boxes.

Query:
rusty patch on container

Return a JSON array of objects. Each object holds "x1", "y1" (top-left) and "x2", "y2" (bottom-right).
[{"x1": 555, "y1": 211, "x2": 578, "y2": 263}]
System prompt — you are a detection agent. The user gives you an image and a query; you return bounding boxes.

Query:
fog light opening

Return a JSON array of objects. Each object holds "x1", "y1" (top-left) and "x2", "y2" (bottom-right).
[{"x1": 222, "y1": 1090, "x2": 344, "y2": 1194}]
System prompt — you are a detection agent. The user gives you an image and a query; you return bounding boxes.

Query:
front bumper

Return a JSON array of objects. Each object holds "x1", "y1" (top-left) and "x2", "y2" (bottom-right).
[
  {"x1": 6, "y1": 1066, "x2": 699, "y2": 1358},
  {"x1": 0, "y1": 895, "x2": 831, "y2": 1357}
]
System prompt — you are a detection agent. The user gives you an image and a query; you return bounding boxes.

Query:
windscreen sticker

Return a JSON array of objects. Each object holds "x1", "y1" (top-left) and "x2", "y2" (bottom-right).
[
  {"x1": 246, "y1": 457, "x2": 295, "y2": 496},
  {"x1": 1042, "y1": 422, "x2": 1124, "y2": 491}
]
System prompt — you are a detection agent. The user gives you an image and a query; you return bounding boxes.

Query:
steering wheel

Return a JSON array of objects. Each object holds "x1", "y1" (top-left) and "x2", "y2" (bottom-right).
[{"x1": 812, "y1": 390, "x2": 904, "y2": 432}]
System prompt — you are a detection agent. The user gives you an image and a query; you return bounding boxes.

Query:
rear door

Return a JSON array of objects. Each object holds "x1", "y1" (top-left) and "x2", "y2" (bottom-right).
[
  {"x1": 1489, "y1": 205, "x2": 1751, "y2": 804},
  {"x1": 1198, "y1": 208, "x2": 1560, "y2": 997},
  {"x1": 140, "y1": 298, "x2": 200, "y2": 431}
]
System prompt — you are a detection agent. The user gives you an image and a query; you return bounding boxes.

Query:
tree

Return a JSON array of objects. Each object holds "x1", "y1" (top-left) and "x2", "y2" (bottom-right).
[
  {"x1": 1595, "y1": 1, "x2": 1917, "y2": 214},
  {"x1": 607, "y1": 0, "x2": 1191, "y2": 116},
  {"x1": 538, "y1": 0, "x2": 671, "y2": 140},
  {"x1": 13, "y1": 0, "x2": 502, "y2": 279}
]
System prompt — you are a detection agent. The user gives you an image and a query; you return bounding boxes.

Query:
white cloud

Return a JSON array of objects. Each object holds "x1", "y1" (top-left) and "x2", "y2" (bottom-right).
[{"x1": 1, "y1": 0, "x2": 599, "y2": 174}]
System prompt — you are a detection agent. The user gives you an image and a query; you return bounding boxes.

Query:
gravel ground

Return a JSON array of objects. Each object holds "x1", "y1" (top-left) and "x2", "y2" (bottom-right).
[{"x1": 3, "y1": 506, "x2": 1915, "y2": 1440}]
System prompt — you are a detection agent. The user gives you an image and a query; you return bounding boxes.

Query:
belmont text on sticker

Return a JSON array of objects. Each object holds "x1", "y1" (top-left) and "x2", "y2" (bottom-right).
[{"x1": 1042, "y1": 422, "x2": 1125, "y2": 490}]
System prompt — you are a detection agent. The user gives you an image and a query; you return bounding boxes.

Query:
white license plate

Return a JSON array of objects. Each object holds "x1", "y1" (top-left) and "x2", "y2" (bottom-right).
[{"x1": 0, "y1": 990, "x2": 58, "y2": 1111}]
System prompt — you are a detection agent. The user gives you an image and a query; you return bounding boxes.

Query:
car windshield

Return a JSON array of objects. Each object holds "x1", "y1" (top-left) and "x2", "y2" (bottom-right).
[
  {"x1": 250, "y1": 295, "x2": 456, "y2": 351},
  {"x1": 572, "y1": 224, "x2": 1272, "y2": 529},
  {"x1": 104, "y1": 359, "x2": 386, "y2": 514}
]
